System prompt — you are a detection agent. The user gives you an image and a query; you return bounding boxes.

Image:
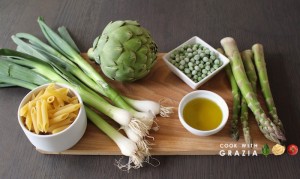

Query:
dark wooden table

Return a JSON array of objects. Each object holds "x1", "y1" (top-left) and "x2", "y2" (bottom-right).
[{"x1": 1, "y1": 0, "x2": 300, "y2": 178}]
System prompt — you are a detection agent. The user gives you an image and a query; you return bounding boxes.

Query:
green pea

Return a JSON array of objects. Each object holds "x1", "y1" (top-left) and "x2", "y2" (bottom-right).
[
  {"x1": 188, "y1": 62, "x2": 193, "y2": 67},
  {"x1": 184, "y1": 68, "x2": 190, "y2": 74},
  {"x1": 201, "y1": 73, "x2": 206, "y2": 78},
  {"x1": 194, "y1": 55, "x2": 200, "y2": 60},
  {"x1": 200, "y1": 53, "x2": 205, "y2": 58},
  {"x1": 203, "y1": 57, "x2": 209, "y2": 62},
  {"x1": 179, "y1": 65, "x2": 184, "y2": 70},
  {"x1": 202, "y1": 69, "x2": 208, "y2": 74},
  {"x1": 193, "y1": 75, "x2": 198, "y2": 79},
  {"x1": 205, "y1": 50, "x2": 210, "y2": 54},
  {"x1": 210, "y1": 51, "x2": 215, "y2": 56},
  {"x1": 180, "y1": 56, "x2": 184, "y2": 60},
  {"x1": 187, "y1": 48, "x2": 192, "y2": 52},
  {"x1": 192, "y1": 70, "x2": 197, "y2": 75},
  {"x1": 189, "y1": 67, "x2": 194, "y2": 71},
  {"x1": 210, "y1": 55, "x2": 216, "y2": 60},
  {"x1": 207, "y1": 71, "x2": 212, "y2": 75},
  {"x1": 184, "y1": 58, "x2": 189, "y2": 62},
  {"x1": 210, "y1": 68, "x2": 215, "y2": 72},
  {"x1": 199, "y1": 64, "x2": 204, "y2": 69},
  {"x1": 188, "y1": 53, "x2": 193, "y2": 57},
  {"x1": 180, "y1": 60, "x2": 185, "y2": 65},
  {"x1": 194, "y1": 66, "x2": 200, "y2": 71},
  {"x1": 214, "y1": 59, "x2": 220, "y2": 65},
  {"x1": 187, "y1": 74, "x2": 192, "y2": 78},
  {"x1": 198, "y1": 77, "x2": 203, "y2": 81},
  {"x1": 195, "y1": 61, "x2": 200, "y2": 65},
  {"x1": 175, "y1": 57, "x2": 180, "y2": 62},
  {"x1": 170, "y1": 54, "x2": 175, "y2": 58},
  {"x1": 190, "y1": 58, "x2": 195, "y2": 63},
  {"x1": 171, "y1": 60, "x2": 176, "y2": 64},
  {"x1": 175, "y1": 63, "x2": 180, "y2": 67},
  {"x1": 205, "y1": 66, "x2": 210, "y2": 70},
  {"x1": 205, "y1": 62, "x2": 210, "y2": 66}
]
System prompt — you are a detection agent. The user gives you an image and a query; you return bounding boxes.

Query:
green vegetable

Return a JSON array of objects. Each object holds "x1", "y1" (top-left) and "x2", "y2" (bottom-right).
[
  {"x1": 217, "y1": 48, "x2": 240, "y2": 141},
  {"x1": 240, "y1": 97, "x2": 252, "y2": 145},
  {"x1": 88, "y1": 20, "x2": 158, "y2": 82},
  {"x1": 169, "y1": 43, "x2": 222, "y2": 83},
  {"x1": 252, "y1": 44, "x2": 284, "y2": 132},
  {"x1": 262, "y1": 144, "x2": 270, "y2": 157},
  {"x1": 220, "y1": 37, "x2": 285, "y2": 144},
  {"x1": 240, "y1": 50, "x2": 256, "y2": 145},
  {"x1": 241, "y1": 50, "x2": 257, "y2": 92}
]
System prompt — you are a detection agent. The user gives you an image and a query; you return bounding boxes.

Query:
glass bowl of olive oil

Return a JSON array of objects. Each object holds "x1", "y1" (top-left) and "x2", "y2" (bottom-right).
[{"x1": 178, "y1": 90, "x2": 229, "y2": 136}]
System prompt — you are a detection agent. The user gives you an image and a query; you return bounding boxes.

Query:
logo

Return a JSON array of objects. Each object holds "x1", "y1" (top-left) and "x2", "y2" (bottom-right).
[
  {"x1": 271, "y1": 144, "x2": 285, "y2": 156},
  {"x1": 219, "y1": 143, "x2": 258, "y2": 156},
  {"x1": 262, "y1": 144, "x2": 270, "y2": 157},
  {"x1": 287, "y1": 144, "x2": 298, "y2": 156}
]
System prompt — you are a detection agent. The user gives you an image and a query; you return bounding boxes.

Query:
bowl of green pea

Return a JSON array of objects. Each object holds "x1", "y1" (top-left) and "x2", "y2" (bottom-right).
[{"x1": 163, "y1": 36, "x2": 230, "y2": 89}]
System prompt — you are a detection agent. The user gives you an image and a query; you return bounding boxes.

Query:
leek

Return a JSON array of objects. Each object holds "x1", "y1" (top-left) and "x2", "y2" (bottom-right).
[{"x1": 0, "y1": 51, "x2": 149, "y2": 170}]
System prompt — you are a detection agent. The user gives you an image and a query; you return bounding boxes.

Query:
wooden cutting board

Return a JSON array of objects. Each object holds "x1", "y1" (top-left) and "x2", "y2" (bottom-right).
[{"x1": 38, "y1": 53, "x2": 275, "y2": 155}]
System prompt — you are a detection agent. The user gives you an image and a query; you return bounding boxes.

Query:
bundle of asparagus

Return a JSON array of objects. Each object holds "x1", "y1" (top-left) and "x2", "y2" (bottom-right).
[{"x1": 219, "y1": 37, "x2": 285, "y2": 144}]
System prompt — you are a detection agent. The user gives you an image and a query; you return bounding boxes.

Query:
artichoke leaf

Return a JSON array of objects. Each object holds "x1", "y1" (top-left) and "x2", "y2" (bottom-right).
[
  {"x1": 127, "y1": 25, "x2": 143, "y2": 36},
  {"x1": 123, "y1": 38, "x2": 142, "y2": 52},
  {"x1": 102, "y1": 65, "x2": 118, "y2": 80},
  {"x1": 102, "y1": 21, "x2": 125, "y2": 35},
  {"x1": 136, "y1": 52, "x2": 147, "y2": 64},
  {"x1": 124, "y1": 20, "x2": 139, "y2": 26},
  {"x1": 101, "y1": 39, "x2": 123, "y2": 66},
  {"x1": 115, "y1": 65, "x2": 135, "y2": 82},
  {"x1": 116, "y1": 51, "x2": 136, "y2": 66},
  {"x1": 110, "y1": 27, "x2": 133, "y2": 43}
]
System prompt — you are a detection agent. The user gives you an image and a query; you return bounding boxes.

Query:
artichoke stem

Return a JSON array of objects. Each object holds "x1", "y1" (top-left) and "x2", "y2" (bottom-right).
[{"x1": 87, "y1": 48, "x2": 95, "y2": 60}]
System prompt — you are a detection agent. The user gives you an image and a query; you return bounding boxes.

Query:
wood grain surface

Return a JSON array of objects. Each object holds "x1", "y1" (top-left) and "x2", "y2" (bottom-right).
[
  {"x1": 1, "y1": 0, "x2": 300, "y2": 178},
  {"x1": 38, "y1": 53, "x2": 275, "y2": 155}
]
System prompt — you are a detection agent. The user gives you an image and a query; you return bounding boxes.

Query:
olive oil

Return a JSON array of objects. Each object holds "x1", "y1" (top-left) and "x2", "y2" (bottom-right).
[{"x1": 183, "y1": 98, "x2": 222, "y2": 131}]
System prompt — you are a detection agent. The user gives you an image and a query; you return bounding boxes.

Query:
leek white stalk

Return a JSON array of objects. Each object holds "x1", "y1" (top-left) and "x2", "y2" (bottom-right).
[
  {"x1": 122, "y1": 97, "x2": 160, "y2": 115},
  {"x1": 123, "y1": 127, "x2": 151, "y2": 159}
]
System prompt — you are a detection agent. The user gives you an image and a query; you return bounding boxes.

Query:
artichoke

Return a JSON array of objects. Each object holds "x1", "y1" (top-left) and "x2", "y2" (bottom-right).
[{"x1": 88, "y1": 20, "x2": 158, "y2": 82}]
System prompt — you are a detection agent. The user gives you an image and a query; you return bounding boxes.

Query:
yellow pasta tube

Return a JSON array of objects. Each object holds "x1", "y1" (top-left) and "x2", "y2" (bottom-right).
[
  {"x1": 20, "y1": 104, "x2": 29, "y2": 117},
  {"x1": 49, "y1": 113, "x2": 69, "y2": 124},
  {"x1": 35, "y1": 89, "x2": 45, "y2": 99},
  {"x1": 30, "y1": 107, "x2": 39, "y2": 134},
  {"x1": 52, "y1": 104, "x2": 81, "y2": 118},
  {"x1": 25, "y1": 113, "x2": 33, "y2": 131},
  {"x1": 51, "y1": 125, "x2": 70, "y2": 134},
  {"x1": 41, "y1": 99, "x2": 49, "y2": 132},
  {"x1": 48, "y1": 118, "x2": 73, "y2": 132},
  {"x1": 47, "y1": 96, "x2": 55, "y2": 103},
  {"x1": 36, "y1": 100, "x2": 43, "y2": 132}
]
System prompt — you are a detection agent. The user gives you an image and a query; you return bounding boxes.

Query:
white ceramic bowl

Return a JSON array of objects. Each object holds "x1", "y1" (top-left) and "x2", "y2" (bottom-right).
[
  {"x1": 178, "y1": 90, "x2": 229, "y2": 136},
  {"x1": 163, "y1": 36, "x2": 230, "y2": 89},
  {"x1": 18, "y1": 83, "x2": 87, "y2": 152}
]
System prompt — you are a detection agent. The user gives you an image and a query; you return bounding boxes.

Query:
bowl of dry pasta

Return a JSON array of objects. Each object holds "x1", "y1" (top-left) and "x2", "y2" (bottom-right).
[{"x1": 18, "y1": 83, "x2": 87, "y2": 152}]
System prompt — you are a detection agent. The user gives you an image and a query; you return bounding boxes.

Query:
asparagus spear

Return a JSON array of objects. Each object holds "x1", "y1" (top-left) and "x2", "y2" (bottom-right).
[
  {"x1": 217, "y1": 48, "x2": 240, "y2": 141},
  {"x1": 240, "y1": 50, "x2": 256, "y2": 145},
  {"x1": 241, "y1": 50, "x2": 257, "y2": 93},
  {"x1": 252, "y1": 44, "x2": 284, "y2": 132},
  {"x1": 220, "y1": 37, "x2": 285, "y2": 144}
]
